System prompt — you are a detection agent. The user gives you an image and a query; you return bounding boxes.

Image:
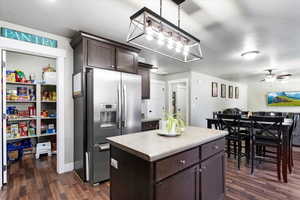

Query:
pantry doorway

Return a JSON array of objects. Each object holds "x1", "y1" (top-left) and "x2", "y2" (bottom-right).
[{"x1": 0, "y1": 36, "x2": 66, "y2": 189}]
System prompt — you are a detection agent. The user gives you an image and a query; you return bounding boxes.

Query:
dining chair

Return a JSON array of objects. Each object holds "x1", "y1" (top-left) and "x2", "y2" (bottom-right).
[
  {"x1": 217, "y1": 114, "x2": 250, "y2": 169},
  {"x1": 289, "y1": 114, "x2": 299, "y2": 172},
  {"x1": 250, "y1": 116, "x2": 284, "y2": 181}
]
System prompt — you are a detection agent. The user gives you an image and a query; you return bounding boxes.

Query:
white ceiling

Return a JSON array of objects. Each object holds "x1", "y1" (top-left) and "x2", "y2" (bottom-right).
[{"x1": 1, "y1": 0, "x2": 300, "y2": 82}]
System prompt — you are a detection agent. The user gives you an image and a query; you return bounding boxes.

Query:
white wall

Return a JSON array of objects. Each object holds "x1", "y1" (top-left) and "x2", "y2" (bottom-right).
[
  {"x1": 247, "y1": 80, "x2": 300, "y2": 112},
  {"x1": 0, "y1": 20, "x2": 74, "y2": 166},
  {"x1": 6, "y1": 51, "x2": 56, "y2": 81},
  {"x1": 190, "y1": 71, "x2": 248, "y2": 127}
]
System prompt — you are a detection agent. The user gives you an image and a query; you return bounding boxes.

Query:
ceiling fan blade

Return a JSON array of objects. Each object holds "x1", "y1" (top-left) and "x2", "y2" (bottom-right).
[{"x1": 277, "y1": 74, "x2": 292, "y2": 79}]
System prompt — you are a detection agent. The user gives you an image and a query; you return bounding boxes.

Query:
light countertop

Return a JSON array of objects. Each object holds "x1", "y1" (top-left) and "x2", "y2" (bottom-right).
[{"x1": 107, "y1": 126, "x2": 227, "y2": 162}]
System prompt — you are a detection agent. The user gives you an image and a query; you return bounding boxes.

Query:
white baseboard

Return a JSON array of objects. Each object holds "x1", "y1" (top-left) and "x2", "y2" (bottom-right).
[{"x1": 58, "y1": 162, "x2": 74, "y2": 174}]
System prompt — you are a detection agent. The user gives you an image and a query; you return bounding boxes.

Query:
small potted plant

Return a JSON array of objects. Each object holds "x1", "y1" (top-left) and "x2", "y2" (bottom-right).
[{"x1": 161, "y1": 113, "x2": 186, "y2": 136}]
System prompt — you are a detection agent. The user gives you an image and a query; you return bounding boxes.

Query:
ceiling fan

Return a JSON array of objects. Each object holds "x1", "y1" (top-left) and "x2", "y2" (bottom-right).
[{"x1": 261, "y1": 69, "x2": 292, "y2": 82}]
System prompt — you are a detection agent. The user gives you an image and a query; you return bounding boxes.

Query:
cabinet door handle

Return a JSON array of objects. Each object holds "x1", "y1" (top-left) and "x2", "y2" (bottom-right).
[
  {"x1": 179, "y1": 160, "x2": 186, "y2": 165},
  {"x1": 202, "y1": 166, "x2": 207, "y2": 170}
]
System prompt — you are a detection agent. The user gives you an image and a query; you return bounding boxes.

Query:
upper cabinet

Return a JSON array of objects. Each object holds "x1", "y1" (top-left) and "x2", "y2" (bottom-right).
[
  {"x1": 87, "y1": 39, "x2": 116, "y2": 70},
  {"x1": 116, "y1": 48, "x2": 138, "y2": 73},
  {"x1": 137, "y1": 62, "x2": 152, "y2": 99},
  {"x1": 71, "y1": 32, "x2": 140, "y2": 74}
]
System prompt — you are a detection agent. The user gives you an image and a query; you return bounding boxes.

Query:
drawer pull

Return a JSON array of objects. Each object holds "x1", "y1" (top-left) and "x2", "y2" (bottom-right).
[
  {"x1": 179, "y1": 160, "x2": 186, "y2": 165},
  {"x1": 213, "y1": 145, "x2": 219, "y2": 150},
  {"x1": 202, "y1": 166, "x2": 207, "y2": 170}
]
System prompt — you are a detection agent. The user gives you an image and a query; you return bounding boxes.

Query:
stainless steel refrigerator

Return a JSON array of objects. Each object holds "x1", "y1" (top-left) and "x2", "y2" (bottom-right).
[{"x1": 74, "y1": 68, "x2": 141, "y2": 184}]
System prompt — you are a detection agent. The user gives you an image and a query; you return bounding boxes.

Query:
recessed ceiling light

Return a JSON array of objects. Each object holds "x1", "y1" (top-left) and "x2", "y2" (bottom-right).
[{"x1": 241, "y1": 50, "x2": 260, "y2": 60}]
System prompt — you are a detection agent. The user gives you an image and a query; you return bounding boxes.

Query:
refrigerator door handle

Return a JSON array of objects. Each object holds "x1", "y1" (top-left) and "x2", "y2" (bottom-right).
[
  {"x1": 123, "y1": 84, "x2": 127, "y2": 128},
  {"x1": 85, "y1": 152, "x2": 90, "y2": 181},
  {"x1": 117, "y1": 83, "x2": 122, "y2": 129}
]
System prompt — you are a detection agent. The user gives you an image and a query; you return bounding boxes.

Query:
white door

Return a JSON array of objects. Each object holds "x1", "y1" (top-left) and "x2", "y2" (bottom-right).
[
  {"x1": 148, "y1": 80, "x2": 166, "y2": 119},
  {"x1": 176, "y1": 85, "x2": 186, "y2": 122}
]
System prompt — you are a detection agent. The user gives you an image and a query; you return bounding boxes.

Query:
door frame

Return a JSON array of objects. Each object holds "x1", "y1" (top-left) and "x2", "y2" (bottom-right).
[
  {"x1": 0, "y1": 36, "x2": 67, "y2": 179},
  {"x1": 167, "y1": 79, "x2": 189, "y2": 125},
  {"x1": 149, "y1": 79, "x2": 166, "y2": 119}
]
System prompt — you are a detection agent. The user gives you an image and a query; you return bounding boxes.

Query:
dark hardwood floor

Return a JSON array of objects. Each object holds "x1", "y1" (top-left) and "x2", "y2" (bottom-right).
[{"x1": 1, "y1": 150, "x2": 300, "y2": 200}]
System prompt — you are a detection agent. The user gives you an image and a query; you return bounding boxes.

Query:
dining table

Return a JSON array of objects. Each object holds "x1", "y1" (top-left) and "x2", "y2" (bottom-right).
[{"x1": 206, "y1": 117, "x2": 293, "y2": 183}]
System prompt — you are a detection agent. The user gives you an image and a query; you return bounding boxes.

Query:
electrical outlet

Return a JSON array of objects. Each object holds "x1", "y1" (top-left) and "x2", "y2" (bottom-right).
[{"x1": 111, "y1": 158, "x2": 118, "y2": 169}]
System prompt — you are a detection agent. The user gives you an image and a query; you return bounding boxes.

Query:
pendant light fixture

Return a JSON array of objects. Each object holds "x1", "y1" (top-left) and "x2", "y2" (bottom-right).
[{"x1": 127, "y1": 0, "x2": 203, "y2": 62}]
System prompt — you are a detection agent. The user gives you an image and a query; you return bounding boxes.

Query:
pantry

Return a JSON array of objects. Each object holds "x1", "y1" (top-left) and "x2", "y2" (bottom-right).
[
  {"x1": 0, "y1": 36, "x2": 66, "y2": 186},
  {"x1": 5, "y1": 51, "x2": 57, "y2": 170}
]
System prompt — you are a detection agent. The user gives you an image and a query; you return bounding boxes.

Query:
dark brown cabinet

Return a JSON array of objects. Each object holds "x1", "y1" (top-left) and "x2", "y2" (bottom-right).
[
  {"x1": 116, "y1": 48, "x2": 138, "y2": 73},
  {"x1": 141, "y1": 120, "x2": 159, "y2": 131},
  {"x1": 110, "y1": 138, "x2": 226, "y2": 200},
  {"x1": 87, "y1": 39, "x2": 116, "y2": 70},
  {"x1": 137, "y1": 62, "x2": 152, "y2": 99},
  {"x1": 200, "y1": 152, "x2": 225, "y2": 200},
  {"x1": 71, "y1": 31, "x2": 140, "y2": 74},
  {"x1": 156, "y1": 165, "x2": 199, "y2": 200}
]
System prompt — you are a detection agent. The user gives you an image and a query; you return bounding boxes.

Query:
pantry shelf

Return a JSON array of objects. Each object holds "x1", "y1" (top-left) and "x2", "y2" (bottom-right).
[
  {"x1": 7, "y1": 101, "x2": 37, "y2": 103},
  {"x1": 7, "y1": 135, "x2": 38, "y2": 141},
  {"x1": 39, "y1": 133, "x2": 56, "y2": 137},
  {"x1": 6, "y1": 82, "x2": 37, "y2": 86},
  {"x1": 41, "y1": 117, "x2": 56, "y2": 119},
  {"x1": 7, "y1": 117, "x2": 37, "y2": 122}
]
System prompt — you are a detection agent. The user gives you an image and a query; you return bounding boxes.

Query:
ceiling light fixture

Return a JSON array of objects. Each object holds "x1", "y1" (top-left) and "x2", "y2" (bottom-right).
[
  {"x1": 127, "y1": 0, "x2": 203, "y2": 62},
  {"x1": 241, "y1": 50, "x2": 260, "y2": 60}
]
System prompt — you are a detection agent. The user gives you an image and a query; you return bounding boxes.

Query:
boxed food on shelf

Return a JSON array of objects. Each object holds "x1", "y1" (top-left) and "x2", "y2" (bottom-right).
[
  {"x1": 10, "y1": 124, "x2": 19, "y2": 138},
  {"x1": 19, "y1": 122, "x2": 28, "y2": 137},
  {"x1": 6, "y1": 89, "x2": 18, "y2": 101},
  {"x1": 7, "y1": 106, "x2": 36, "y2": 119},
  {"x1": 6, "y1": 70, "x2": 16, "y2": 82},
  {"x1": 29, "y1": 121, "x2": 36, "y2": 136},
  {"x1": 42, "y1": 90, "x2": 56, "y2": 101}
]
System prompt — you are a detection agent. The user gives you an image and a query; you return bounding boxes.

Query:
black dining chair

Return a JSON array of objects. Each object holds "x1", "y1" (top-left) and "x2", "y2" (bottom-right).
[
  {"x1": 289, "y1": 114, "x2": 299, "y2": 172},
  {"x1": 217, "y1": 114, "x2": 250, "y2": 169},
  {"x1": 250, "y1": 116, "x2": 284, "y2": 181}
]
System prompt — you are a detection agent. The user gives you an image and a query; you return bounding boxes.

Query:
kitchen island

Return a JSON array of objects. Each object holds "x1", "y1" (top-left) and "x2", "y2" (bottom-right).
[{"x1": 107, "y1": 126, "x2": 228, "y2": 200}]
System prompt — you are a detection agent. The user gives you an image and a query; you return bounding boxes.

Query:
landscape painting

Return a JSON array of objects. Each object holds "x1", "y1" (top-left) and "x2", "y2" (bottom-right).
[{"x1": 267, "y1": 92, "x2": 300, "y2": 106}]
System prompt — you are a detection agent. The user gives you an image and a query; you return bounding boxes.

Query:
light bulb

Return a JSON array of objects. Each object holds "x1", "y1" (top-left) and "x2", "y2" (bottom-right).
[
  {"x1": 183, "y1": 45, "x2": 190, "y2": 56},
  {"x1": 146, "y1": 27, "x2": 153, "y2": 41},
  {"x1": 183, "y1": 45, "x2": 190, "y2": 53},
  {"x1": 146, "y1": 34, "x2": 153, "y2": 41},
  {"x1": 158, "y1": 39, "x2": 165, "y2": 46},
  {"x1": 157, "y1": 32, "x2": 165, "y2": 46},
  {"x1": 167, "y1": 38, "x2": 174, "y2": 49},
  {"x1": 176, "y1": 41, "x2": 182, "y2": 53}
]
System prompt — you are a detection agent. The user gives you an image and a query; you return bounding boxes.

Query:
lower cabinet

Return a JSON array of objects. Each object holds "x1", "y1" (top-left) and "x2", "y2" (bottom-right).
[
  {"x1": 200, "y1": 152, "x2": 225, "y2": 200},
  {"x1": 156, "y1": 165, "x2": 199, "y2": 200},
  {"x1": 110, "y1": 138, "x2": 225, "y2": 200},
  {"x1": 141, "y1": 120, "x2": 160, "y2": 131},
  {"x1": 155, "y1": 152, "x2": 225, "y2": 200}
]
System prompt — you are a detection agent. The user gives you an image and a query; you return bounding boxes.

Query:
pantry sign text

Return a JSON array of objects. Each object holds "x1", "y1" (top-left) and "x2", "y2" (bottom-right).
[{"x1": 0, "y1": 27, "x2": 57, "y2": 48}]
